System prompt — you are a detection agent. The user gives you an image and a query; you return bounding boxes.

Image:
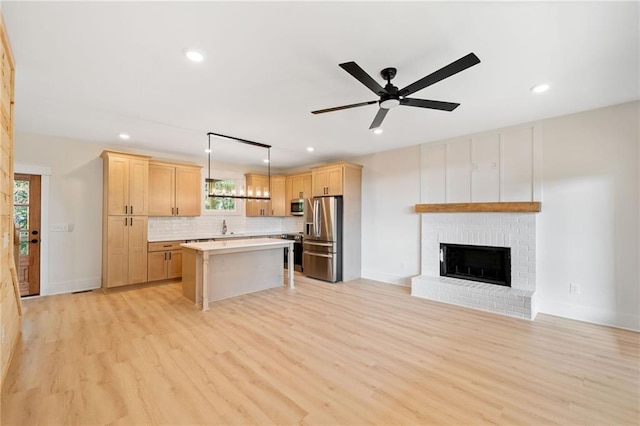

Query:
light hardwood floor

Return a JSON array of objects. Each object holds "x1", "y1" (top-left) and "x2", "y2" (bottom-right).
[{"x1": 2, "y1": 276, "x2": 639, "y2": 425}]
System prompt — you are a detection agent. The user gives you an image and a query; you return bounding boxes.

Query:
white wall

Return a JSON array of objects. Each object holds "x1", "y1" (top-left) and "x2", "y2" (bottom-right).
[
  {"x1": 358, "y1": 101, "x2": 639, "y2": 330},
  {"x1": 354, "y1": 145, "x2": 422, "y2": 285},
  {"x1": 536, "y1": 102, "x2": 639, "y2": 330},
  {"x1": 14, "y1": 135, "x2": 105, "y2": 294}
]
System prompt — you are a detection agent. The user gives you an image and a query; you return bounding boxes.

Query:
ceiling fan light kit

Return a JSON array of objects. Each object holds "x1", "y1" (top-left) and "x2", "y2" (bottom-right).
[{"x1": 312, "y1": 52, "x2": 481, "y2": 129}]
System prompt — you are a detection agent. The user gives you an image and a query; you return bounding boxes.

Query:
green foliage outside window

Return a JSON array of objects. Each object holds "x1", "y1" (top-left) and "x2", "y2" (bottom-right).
[{"x1": 205, "y1": 179, "x2": 237, "y2": 211}]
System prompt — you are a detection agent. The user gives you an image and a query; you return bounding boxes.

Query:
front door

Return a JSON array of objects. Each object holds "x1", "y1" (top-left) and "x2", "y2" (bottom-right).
[{"x1": 14, "y1": 173, "x2": 41, "y2": 296}]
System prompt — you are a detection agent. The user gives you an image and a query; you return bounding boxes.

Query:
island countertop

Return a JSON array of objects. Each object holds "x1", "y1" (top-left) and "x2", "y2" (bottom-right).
[
  {"x1": 180, "y1": 238, "x2": 292, "y2": 254},
  {"x1": 181, "y1": 238, "x2": 295, "y2": 311}
]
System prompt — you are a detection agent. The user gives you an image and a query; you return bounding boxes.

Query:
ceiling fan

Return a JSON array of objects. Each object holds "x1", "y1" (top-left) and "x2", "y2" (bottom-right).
[{"x1": 311, "y1": 53, "x2": 481, "y2": 129}]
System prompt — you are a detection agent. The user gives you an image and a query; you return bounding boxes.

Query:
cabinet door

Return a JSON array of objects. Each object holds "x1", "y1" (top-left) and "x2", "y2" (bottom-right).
[
  {"x1": 167, "y1": 250, "x2": 182, "y2": 279},
  {"x1": 326, "y1": 166, "x2": 343, "y2": 195},
  {"x1": 445, "y1": 139, "x2": 471, "y2": 202},
  {"x1": 128, "y1": 216, "x2": 148, "y2": 284},
  {"x1": 502, "y1": 127, "x2": 533, "y2": 201},
  {"x1": 175, "y1": 166, "x2": 202, "y2": 216},
  {"x1": 106, "y1": 156, "x2": 129, "y2": 215},
  {"x1": 105, "y1": 216, "x2": 129, "y2": 288},
  {"x1": 301, "y1": 174, "x2": 312, "y2": 199},
  {"x1": 128, "y1": 158, "x2": 149, "y2": 215},
  {"x1": 149, "y1": 164, "x2": 175, "y2": 216},
  {"x1": 285, "y1": 176, "x2": 293, "y2": 215},
  {"x1": 270, "y1": 176, "x2": 286, "y2": 216},
  {"x1": 291, "y1": 175, "x2": 304, "y2": 199},
  {"x1": 147, "y1": 251, "x2": 168, "y2": 282},
  {"x1": 246, "y1": 174, "x2": 269, "y2": 216},
  {"x1": 312, "y1": 169, "x2": 328, "y2": 196},
  {"x1": 471, "y1": 134, "x2": 500, "y2": 202}
]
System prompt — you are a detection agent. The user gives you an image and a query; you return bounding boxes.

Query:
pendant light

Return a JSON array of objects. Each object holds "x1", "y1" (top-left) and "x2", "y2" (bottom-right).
[{"x1": 206, "y1": 132, "x2": 271, "y2": 200}]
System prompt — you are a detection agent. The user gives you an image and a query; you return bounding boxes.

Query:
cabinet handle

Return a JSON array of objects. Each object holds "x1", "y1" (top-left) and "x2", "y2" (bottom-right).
[
  {"x1": 172, "y1": 207, "x2": 175, "y2": 215},
  {"x1": 125, "y1": 217, "x2": 128, "y2": 226},
  {"x1": 130, "y1": 217, "x2": 133, "y2": 226},
  {"x1": 176, "y1": 207, "x2": 179, "y2": 215},
  {"x1": 169, "y1": 252, "x2": 172, "y2": 260},
  {"x1": 125, "y1": 205, "x2": 128, "y2": 214},
  {"x1": 130, "y1": 205, "x2": 133, "y2": 214},
  {"x1": 164, "y1": 252, "x2": 167, "y2": 260}
]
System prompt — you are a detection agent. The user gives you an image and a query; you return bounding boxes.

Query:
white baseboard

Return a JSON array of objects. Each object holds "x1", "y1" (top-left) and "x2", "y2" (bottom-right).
[
  {"x1": 44, "y1": 277, "x2": 101, "y2": 296},
  {"x1": 361, "y1": 269, "x2": 412, "y2": 287},
  {"x1": 538, "y1": 300, "x2": 640, "y2": 332}
]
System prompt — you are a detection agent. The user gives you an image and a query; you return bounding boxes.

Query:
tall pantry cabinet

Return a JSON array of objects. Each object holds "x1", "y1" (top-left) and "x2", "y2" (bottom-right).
[{"x1": 101, "y1": 151, "x2": 150, "y2": 288}]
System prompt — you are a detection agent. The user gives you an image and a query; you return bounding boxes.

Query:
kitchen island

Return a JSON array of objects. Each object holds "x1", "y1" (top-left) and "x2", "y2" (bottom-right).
[{"x1": 181, "y1": 238, "x2": 294, "y2": 311}]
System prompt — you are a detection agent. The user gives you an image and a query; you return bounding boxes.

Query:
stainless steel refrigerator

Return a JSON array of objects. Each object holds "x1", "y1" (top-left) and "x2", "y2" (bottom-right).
[{"x1": 303, "y1": 196, "x2": 343, "y2": 283}]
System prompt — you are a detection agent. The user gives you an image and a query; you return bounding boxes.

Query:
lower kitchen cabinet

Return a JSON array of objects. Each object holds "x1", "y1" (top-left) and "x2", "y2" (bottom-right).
[
  {"x1": 147, "y1": 241, "x2": 183, "y2": 281},
  {"x1": 104, "y1": 216, "x2": 148, "y2": 288}
]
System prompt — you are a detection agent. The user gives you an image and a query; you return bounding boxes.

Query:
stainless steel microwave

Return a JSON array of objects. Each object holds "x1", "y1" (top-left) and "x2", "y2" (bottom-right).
[{"x1": 290, "y1": 199, "x2": 304, "y2": 216}]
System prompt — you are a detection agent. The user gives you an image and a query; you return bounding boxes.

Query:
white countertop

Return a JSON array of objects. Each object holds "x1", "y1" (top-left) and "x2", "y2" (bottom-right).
[{"x1": 181, "y1": 238, "x2": 293, "y2": 254}]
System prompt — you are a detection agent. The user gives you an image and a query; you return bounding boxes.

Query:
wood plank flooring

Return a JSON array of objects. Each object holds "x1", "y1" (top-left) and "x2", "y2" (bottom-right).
[{"x1": 2, "y1": 276, "x2": 639, "y2": 425}]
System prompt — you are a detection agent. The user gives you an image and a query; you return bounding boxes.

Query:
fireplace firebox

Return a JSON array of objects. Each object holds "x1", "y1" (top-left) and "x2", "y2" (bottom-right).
[{"x1": 440, "y1": 243, "x2": 511, "y2": 287}]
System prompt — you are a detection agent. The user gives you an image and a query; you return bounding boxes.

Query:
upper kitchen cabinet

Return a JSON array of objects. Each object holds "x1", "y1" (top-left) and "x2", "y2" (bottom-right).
[
  {"x1": 245, "y1": 173, "x2": 270, "y2": 216},
  {"x1": 285, "y1": 172, "x2": 312, "y2": 215},
  {"x1": 312, "y1": 163, "x2": 359, "y2": 196},
  {"x1": 101, "y1": 151, "x2": 150, "y2": 216},
  {"x1": 288, "y1": 173, "x2": 312, "y2": 199},
  {"x1": 244, "y1": 173, "x2": 287, "y2": 217},
  {"x1": 270, "y1": 175, "x2": 286, "y2": 217},
  {"x1": 149, "y1": 161, "x2": 202, "y2": 216}
]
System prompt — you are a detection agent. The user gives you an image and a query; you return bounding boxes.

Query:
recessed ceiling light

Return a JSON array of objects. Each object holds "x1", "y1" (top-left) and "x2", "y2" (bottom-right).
[
  {"x1": 119, "y1": 133, "x2": 130, "y2": 140},
  {"x1": 373, "y1": 128, "x2": 384, "y2": 135},
  {"x1": 186, "y1": 50, "x2": 204, "y2": 62},
  {"x1": 530, "y1": 83, "x2": 550, "y2": 94},
  {"x1": 306, "y1": 147, "x2": 314, "y2": 152}
]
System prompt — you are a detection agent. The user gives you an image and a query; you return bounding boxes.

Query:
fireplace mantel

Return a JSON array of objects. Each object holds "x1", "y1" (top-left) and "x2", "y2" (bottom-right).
[{"x1": 415, "y1": 202, "x2": 541, "y2": 213}]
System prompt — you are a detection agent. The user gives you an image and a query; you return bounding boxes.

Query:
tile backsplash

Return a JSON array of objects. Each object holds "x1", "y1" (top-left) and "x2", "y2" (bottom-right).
[{"x1": 148, "y1": 215, "x2": 304, "y2": 241}]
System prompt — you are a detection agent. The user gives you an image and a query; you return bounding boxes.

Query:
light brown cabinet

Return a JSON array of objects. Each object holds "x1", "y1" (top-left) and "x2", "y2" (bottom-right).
[
  {"x1": 312, "y1": 165, "x2": 344, "y2": 196},
  {"x1": 101, "y1": 151, "x2": 150, "y2": 215},
  {"x1": 245, "y1": 173, "x2": 270, "y2": 216},
  {"x1": 102, "y1": 151, "x2": 151, "y2": 289},
  {"x1": 285, "y1": 172, "x2": 312, "y2": 215},
  {"x1": 149, "y1": 161, "x2": 202, "y2": 216},
  {"x1": 104, "y1": 216, "x2": 148, "y2": 288},
  {"x1": 270, "y1": 175, "x2": 286, "y2": 217},
  {"x1": 147, "y1": 241, "x2": 182, "y2": 282}
]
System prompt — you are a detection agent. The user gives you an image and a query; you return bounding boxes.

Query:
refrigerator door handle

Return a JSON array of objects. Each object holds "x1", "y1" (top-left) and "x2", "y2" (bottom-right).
[
  {"x1": 303, "y1": 251, "x2": 333, "y2": 258},
  {"x1": 315, "y1": 199, "x2": 321, "y2": 238},
  {"x1": 303, "y1": 241, "x2": 334, "y2": 247}
]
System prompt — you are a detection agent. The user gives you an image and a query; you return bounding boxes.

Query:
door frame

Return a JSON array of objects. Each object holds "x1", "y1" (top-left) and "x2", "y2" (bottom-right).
[{"x1": 14, "y1": 163, "x2": 51, "y2": 296}]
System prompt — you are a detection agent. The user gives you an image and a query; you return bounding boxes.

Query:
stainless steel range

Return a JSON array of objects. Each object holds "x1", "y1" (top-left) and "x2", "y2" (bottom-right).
[{"x1": 281, "y1": 233, "x2": 303, "y2": 272}]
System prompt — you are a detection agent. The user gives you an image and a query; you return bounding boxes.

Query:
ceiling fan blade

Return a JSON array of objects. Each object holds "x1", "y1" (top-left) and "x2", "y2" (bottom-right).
[
  {"x1": 399, "y1": 53, "x2": 481, "y2": 97},
  {"x1": 311, "y1": 100, "x2": 377, "y2": 114},
  {"x1": 400, "y1": 98, "x2": 460, "y2": 111},
  {"x1": 339, "y1": 62, "x2": 386, "y2": 95},
  {"x1": 369, "y1": 108, "x2": 388, "y2": 129}
]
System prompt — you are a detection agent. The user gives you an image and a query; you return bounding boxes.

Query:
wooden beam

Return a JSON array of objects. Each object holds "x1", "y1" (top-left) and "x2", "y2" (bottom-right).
[{"x1": 414, "y1": 202, "x2": 541, "y2": 213}]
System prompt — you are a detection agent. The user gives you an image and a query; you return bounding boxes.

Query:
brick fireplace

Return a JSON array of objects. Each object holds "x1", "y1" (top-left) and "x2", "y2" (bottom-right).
[{"x1": 411, "y1": 207, "x2": 538, "y2": 320}]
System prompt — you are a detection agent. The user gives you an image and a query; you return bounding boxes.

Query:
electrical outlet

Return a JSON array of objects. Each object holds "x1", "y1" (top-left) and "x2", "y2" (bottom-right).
[
  {"x1": 570, "y1": 283, "x2": 581, "y2": 295},
  {"x1": 51, "y1": 224, "x2": 73, "y2": 232}
]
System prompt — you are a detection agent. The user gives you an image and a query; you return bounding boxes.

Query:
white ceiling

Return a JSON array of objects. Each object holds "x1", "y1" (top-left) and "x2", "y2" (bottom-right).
[{"x1": 3, "y1": 1, "x2": 639, "y2": 170}]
